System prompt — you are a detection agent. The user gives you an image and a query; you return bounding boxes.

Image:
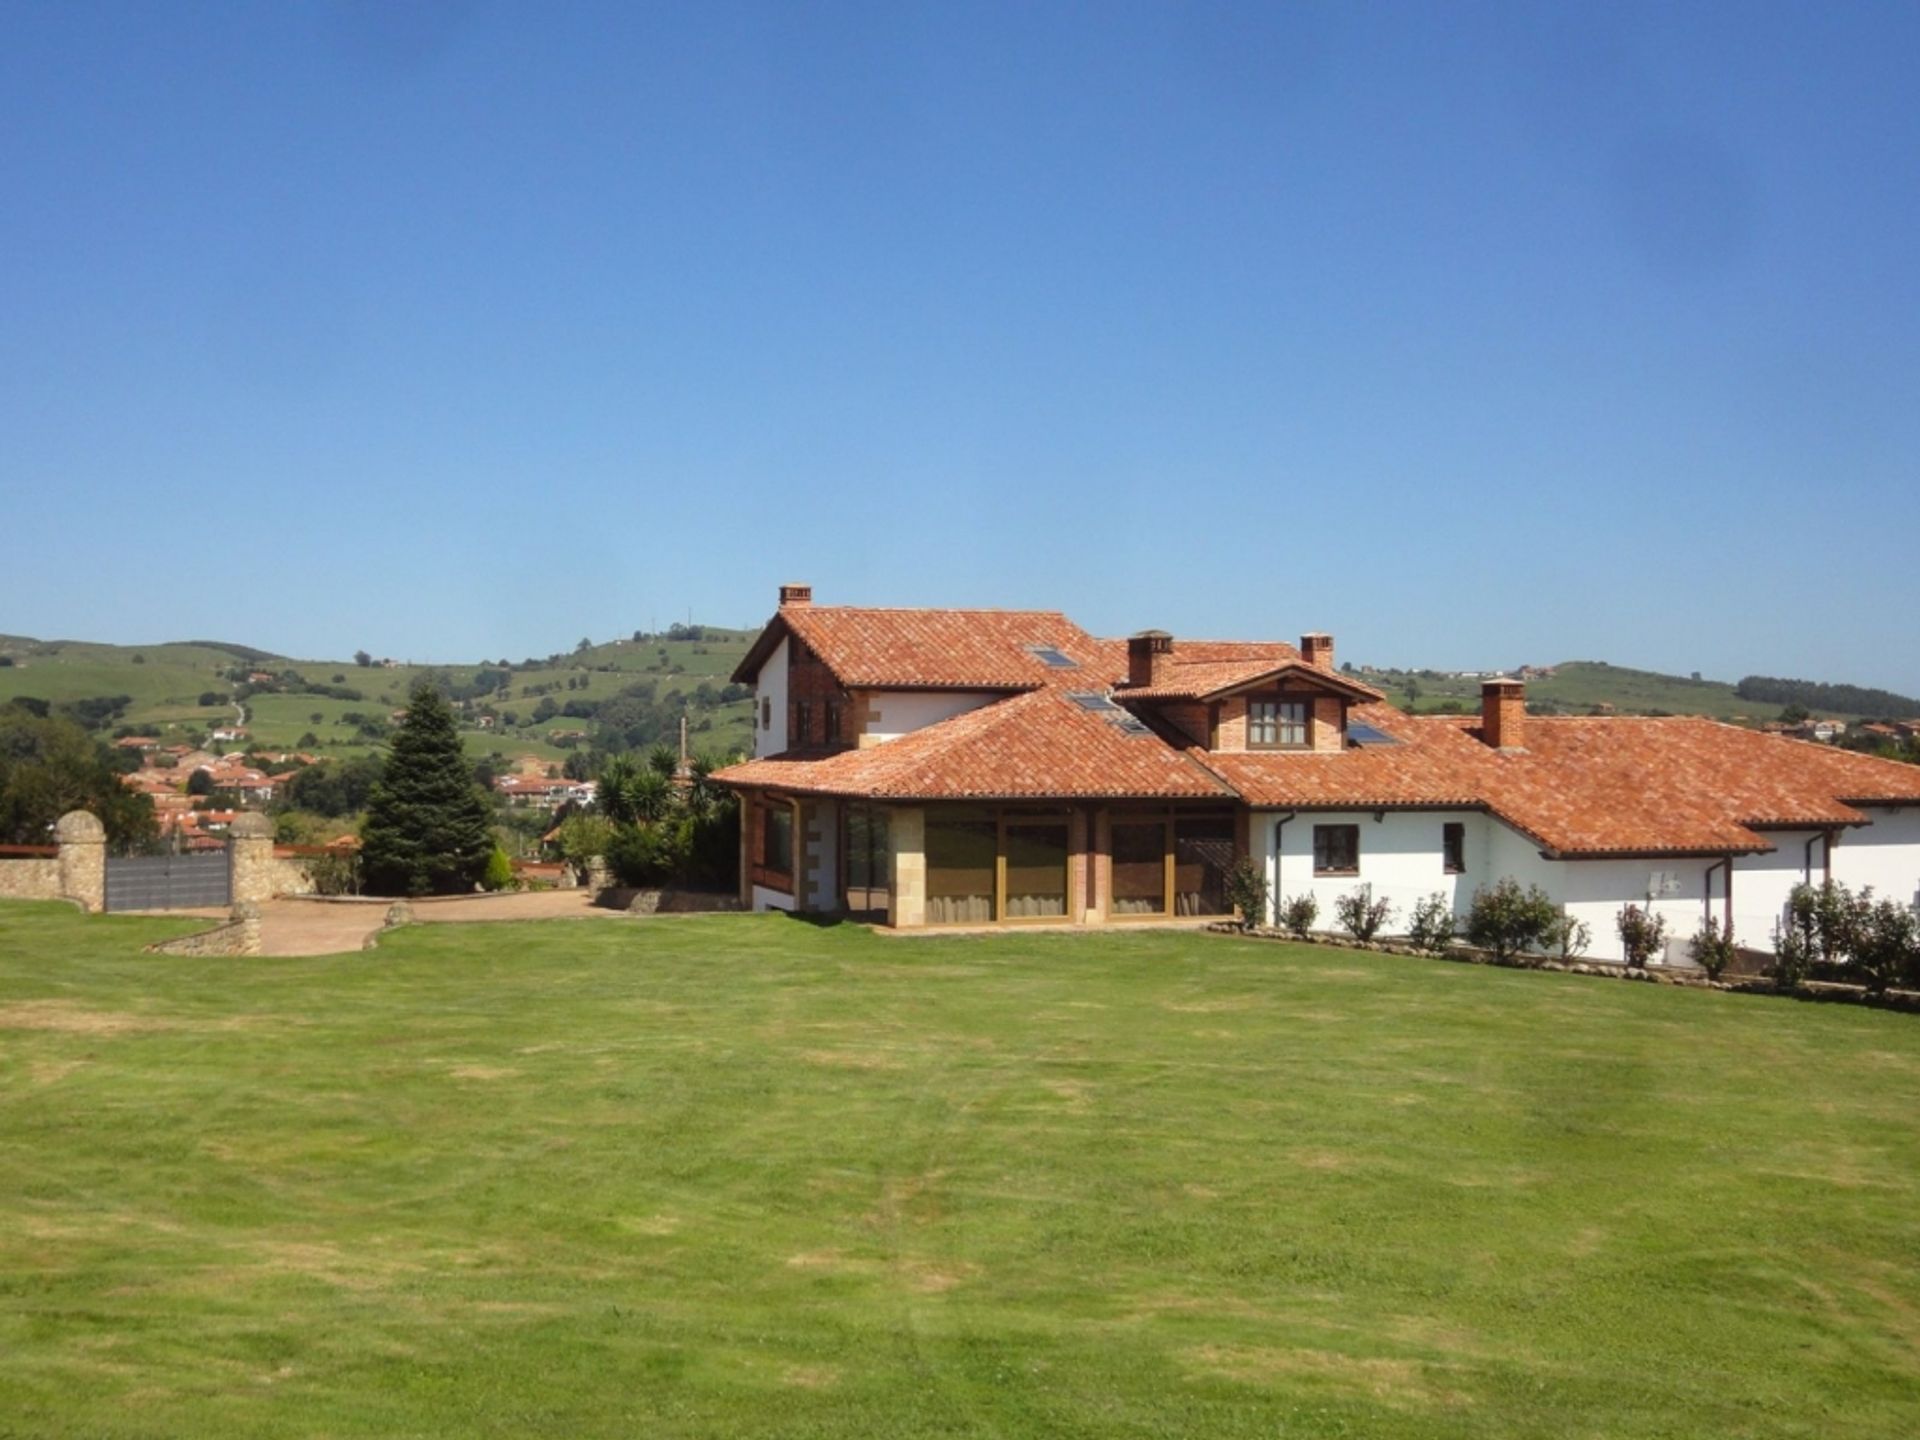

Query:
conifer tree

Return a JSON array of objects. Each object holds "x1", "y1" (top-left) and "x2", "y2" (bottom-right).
[{"x1": 359, "y1": 685, "x2": 495, "y2": 895}]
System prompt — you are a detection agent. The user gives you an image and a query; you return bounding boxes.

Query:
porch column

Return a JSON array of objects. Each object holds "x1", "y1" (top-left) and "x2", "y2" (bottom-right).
[{"x1": 888, "y1": 806, "x2": 926, "y2": 928}]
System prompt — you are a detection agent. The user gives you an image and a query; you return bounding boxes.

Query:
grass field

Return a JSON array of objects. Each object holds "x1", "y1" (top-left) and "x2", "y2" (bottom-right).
[
  {"x1": 1373, "y1": 660, "x2": 1802, "y2": 721},
  {"x1": 4, "y1": 904, "x2": 1919, "y2": 1436}
]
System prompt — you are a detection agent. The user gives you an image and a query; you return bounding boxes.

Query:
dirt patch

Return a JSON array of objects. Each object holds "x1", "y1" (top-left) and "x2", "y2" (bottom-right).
[
  {"x1": 1291, "y1": 1150, "x2": 1353, "y2": 1172},
  {"x1": 0, "y1": 1001, "x2": 160, "y2": 1035},
  {"x1": 800, "y1": 1049, "x2": 903, "y2": 1071},
  {"x1": 27, "y1": 1058, "x2": 88, "y2": 1085},
  {"x1": 1183, "y1": 1344, "x2": 1469, "y2": 1408},
  {"x1": 1160, "y1": 995, "x2": 1267, "y2": 1014},
  {"x1": 448, "y1": 1065, "x2": 520, "y2": 1082},
  {"x1": 781, "y1": 1364, "x2": 840, "y2": 1389}
]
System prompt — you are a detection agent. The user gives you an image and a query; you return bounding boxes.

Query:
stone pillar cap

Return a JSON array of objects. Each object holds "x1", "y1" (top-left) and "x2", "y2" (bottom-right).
[
  {"x1": 228, "y1": 813, "x2": 275, "y2": 839},
  {"x1": 54, "y1": 811, "x2": 105, "y2": 842}
]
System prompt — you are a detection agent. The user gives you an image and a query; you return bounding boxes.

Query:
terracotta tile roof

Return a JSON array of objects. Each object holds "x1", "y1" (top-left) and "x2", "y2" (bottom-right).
[
  {"x1": 733, "y1": 607, "x2": 1120, "y2": 690},
  {"x1": 1214, "y1": 706, "x2": 1920, "y2": 857},
  {"x1": 714, "y1": 690, "x2": 1234, "y2": 801},
  {"x1": 1122, "y1": 656, "x2": 1385, "y2": 702}
]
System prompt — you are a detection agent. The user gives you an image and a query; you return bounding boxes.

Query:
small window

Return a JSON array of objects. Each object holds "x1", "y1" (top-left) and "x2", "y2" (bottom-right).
[
  {"x1": 792, "y1": 700, "x2": 813, "y2": 745},
  {"x1": 763, "y1": 803, "x2": 793, "y2": 874},
  {"x1": 1313, "y1": 824, "x2": 1359, "y2": 876},
  {"x1": 1250, "y1": 700, "x2": 1309, "y2": 749},
  {"x1": 761, "y1": 697, "x2": 771, "y2": 730},
  {"x1": 824, "y1": 697, "x2": 842, "y2": 744},
  {"x1": 1443, "y1": 822, "x2": 1466, "y2": 874}
]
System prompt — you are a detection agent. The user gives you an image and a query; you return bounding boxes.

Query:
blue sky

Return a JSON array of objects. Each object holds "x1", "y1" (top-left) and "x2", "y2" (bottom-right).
[{"x1": 4, "y1": 2, "x2": 1917, "y2": 690}]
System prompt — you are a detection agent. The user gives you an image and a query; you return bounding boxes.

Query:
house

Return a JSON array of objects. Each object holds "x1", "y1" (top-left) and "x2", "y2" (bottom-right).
[
  {"x1": 114, "y1": 735, "x2": 160, "y2": 752},
  {"x1": 495, "y1": 776, "x2": 596, "y2": 809},
  {"x1": 712, "y1": 586, "x2": 1920, "y2": 961},
  {"x1": 210, "y1": 726, "x2": 248, "y2": 743}
]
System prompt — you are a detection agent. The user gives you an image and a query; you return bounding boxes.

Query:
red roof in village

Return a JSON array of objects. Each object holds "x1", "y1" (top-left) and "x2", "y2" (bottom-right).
[
  {"x1": 1121, "y1": 654, "x2": 1384, "y2": 703},
  {"x1": 714, "y1": 602, "x2": 1920, "y2": 858}
]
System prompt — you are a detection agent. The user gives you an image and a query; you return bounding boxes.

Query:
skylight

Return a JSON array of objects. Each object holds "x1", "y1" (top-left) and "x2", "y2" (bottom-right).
[
  {"x1": 1067, "y1": 692, "x2": 1152, "y2": 735},
  {"x1": 1348, "y1": 721, "x2": 1400, "y2": 747},
  {"x1": 1028, "y1": 645, "x2": 1079, "y2": 669}
]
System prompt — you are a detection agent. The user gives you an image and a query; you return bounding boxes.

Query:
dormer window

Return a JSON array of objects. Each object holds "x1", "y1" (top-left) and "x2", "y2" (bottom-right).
[{"x1": 1249, "y1": 700, "x2": 1308, "y2": 750}]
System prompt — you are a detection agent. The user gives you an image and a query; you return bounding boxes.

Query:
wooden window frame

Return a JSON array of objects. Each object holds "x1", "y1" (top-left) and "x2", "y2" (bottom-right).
[
  {"x1": 1313, "y1": 823, "x2": 1360, "y2": 877},
  {"x1": 1442, "y1": 822, "x2": 1466, "y2": 875},
  {"x1": 824, "y1": 697, "x2": 842, "y2": 746},
  {"x1": 1248, "y1": 697, "x2": 1311, "y2": 751}
]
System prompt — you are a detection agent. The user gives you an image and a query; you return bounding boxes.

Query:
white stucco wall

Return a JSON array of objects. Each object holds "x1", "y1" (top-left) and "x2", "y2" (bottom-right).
[
  {"x1": 1254, "y1": 807, "x2": 1739, "y2": 963},
  {"x1": 862, "y1": 690, "x2": 1000, "y2": 742},
  {"x1": 751, "y1": 883, "x2": 796, "y2": 912},
  {"x1": 1833, "y1": 807, "x2": 1920, "y2": 912},
  {"x1": 1258, "y1": 809, "x2": 1489, "y2": 930},
  {"x1": 754, "y1": 637, "x2": 789, "y2": 757}
]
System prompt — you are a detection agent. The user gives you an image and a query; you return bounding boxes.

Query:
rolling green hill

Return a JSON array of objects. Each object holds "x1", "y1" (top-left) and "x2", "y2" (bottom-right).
[
  {"x1": 1362, "y1": 660, "x2": 1837, "y2": 722},
  {"x1": 0, "y1": 628, "x2": 759, "y2": 768}
]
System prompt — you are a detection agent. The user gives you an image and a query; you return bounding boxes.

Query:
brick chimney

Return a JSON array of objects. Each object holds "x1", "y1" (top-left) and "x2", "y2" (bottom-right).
[
  {"x1": 1128, "y1": 630, "x2": 1173, "y2": 688},
  {"x1": 1481, "y1": 679, "x2": 1526, "y2": 751},
  {"x1": 778, "y1": 583, "x2": 813, "y2": 608},
  {"x1": 1300, "y1": 632, "x2": 1334, "y2": 670}
]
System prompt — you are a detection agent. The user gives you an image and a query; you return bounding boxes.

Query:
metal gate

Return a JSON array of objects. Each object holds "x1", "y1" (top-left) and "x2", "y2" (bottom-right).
[{"x1": 104, "y1": 848, "x2": 231, "y2": 912}]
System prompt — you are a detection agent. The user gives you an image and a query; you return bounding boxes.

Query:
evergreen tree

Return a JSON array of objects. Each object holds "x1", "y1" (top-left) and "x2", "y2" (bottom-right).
[{"x1": 359, "y1": 685, "x2": 495, "y2": 895}]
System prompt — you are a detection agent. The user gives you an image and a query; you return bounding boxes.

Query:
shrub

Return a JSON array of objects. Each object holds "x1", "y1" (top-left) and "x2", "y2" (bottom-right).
[
  {"x1": 1545, "y1": 911, "x2": 1591, "y2": 961},
  {"x1": 1407, "y1": 893, "x2": 1455, "y2": 953},
  {"x1": 1464, "y1": 878, "x2": 1560, "y2": 964},
  {"x1": 481, "y1": 846, "x2": 515, "y2": 892},
  {"x1": 1334, "y1": 885, "x2": 1393, "y2": 943},
  {"x1": 307, "y1": 850, "x2": 360, "y2": 897},
  {"x1": 1223, "y1": 857, "x2": 1270, "y2": 931},
  {"x1": 555, "y1": 813, "x2": 614, "y2": 868},
  {"x1": 1851, "y1": 894, "x2": 1920, "y2": 996},
  {"x1": 1771, "y1": 912, "x2": 1815, "y2": 990},
  {"x1": 1688, "y1": 917, "x2": 1738, "y2": 981},
  {"x1": 1279, "y1": 893, "x2": 1319, "y2": 941},
  {"x1": 606, "y1": 822, "x2": 689, "y2": 888},
  {"x1": 1616, "y1": 904, "x2": 1669, "y2": 969}
]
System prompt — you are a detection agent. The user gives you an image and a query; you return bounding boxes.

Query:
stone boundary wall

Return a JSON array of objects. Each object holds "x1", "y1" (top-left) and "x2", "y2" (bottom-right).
[
  {"x1": 145, "y1": 904, "x2": 262, "y2": 957},
  {"x1": 0, "y1": 857, "x2": 64, "y2": 902},
  {"x1": 595, "y1": 886, "x2": 748, "y2": 915}
]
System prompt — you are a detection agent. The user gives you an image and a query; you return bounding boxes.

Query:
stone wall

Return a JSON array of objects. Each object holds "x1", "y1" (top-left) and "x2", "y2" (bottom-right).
[
  {"x1": 0, "y1": 857, "x2": 64, "y2": 901},
  {"x1": 145, "y1": 903, "x2": 262, "y2": 957}
]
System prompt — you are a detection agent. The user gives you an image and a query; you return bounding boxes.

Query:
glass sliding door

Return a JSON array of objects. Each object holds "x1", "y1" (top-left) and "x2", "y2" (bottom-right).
[
  {"x1": 925, "y1": 811, "x2": 997, "y2": 924},
  {"x1": 1173, "y1": 814, "x2": 1234, "y2": 916},
  {"x1": 1003, "y1": 819, "x2": 1069, "y2": 919},
  {"x1": 1110, "y1": 819, "x2": 1168, "y2": 915},
  {"x1": 842, "y1": 804, "x2": 891, "y2": 917}
]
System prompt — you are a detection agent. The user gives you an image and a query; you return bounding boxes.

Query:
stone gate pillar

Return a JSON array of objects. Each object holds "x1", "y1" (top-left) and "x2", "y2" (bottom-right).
[
  {"x1": 55, "y1": 811, "x2": 106, "y2": 913},
  {"x1": 227, "y1": 812, "x2": 276, "y2": 905}
]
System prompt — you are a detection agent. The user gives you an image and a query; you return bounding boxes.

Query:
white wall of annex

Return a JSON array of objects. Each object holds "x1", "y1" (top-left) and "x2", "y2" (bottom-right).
[
  {"x1": 1833, "y1": 808, "x2": 1920, "y2": 912},
  {"x1": 1258, "y1": 810, "x2": 1489, "y2": 928},
  {"x1": 755, "y1": 637, "x2": 789, "y2": 757},
  {"x1": 863, "y1": 690, "x2": 999, "y2": 742}
]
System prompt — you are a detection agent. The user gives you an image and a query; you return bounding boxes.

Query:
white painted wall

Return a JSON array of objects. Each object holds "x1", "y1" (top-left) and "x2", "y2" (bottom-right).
[
  {"x1": 751, "y1": 883, "x2": 796, "y2": 912},
  {"x1": 1833, "y1": 807, "x2": 1920, "y2": 913},
  {"x1": 863, "y1": 690, "x2": 1000, "y2": 742},
  {"x1": 1253, "y1": 808, "x2": 1749, "y2": 963},
  {"x1": 754, "y1": 637, "x2": 789, "y2": 757},
  {"x1": 1258, "y1": 809, "x2": 1489, "y2": 930}
]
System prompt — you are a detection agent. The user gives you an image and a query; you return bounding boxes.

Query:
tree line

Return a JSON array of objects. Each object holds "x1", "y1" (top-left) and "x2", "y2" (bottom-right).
[{"x1": 1735, "y1": 675, "x2": 1920, "y2": 717}]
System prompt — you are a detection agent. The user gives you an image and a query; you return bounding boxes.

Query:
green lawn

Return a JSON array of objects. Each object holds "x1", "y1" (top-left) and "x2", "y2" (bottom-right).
[{"x1": 3, "y1": 904, "x2": 1919, "y2": 1437}]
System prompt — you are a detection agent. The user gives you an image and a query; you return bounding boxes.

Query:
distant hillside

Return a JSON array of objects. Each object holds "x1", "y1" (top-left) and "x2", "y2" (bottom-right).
[
  {"x1": 0, "y1": 627, "x2": 759, "y2": 767},
  {"x1": 1358, "y1": 660, "x2": 1845, "y2": 722}
]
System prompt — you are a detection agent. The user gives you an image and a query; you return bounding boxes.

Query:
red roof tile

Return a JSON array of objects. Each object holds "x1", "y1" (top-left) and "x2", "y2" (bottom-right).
[
  {"x1": 715, "y1": 690, "x2": 1234, "y2": 801},
  {"x1": 733, "y1": 607, "x2": 1121, "y2": 690}
]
